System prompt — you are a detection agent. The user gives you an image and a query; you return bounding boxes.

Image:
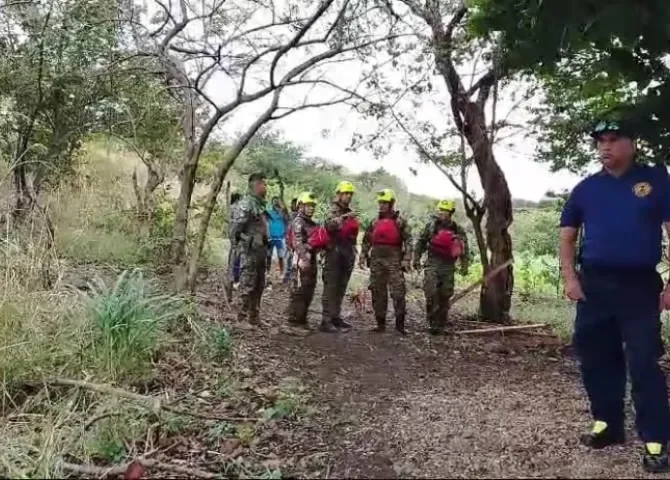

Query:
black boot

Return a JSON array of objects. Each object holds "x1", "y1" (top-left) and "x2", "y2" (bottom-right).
[
  {"x1": 643, "y1": 442, "x2": 670, "y2": 473},
  {"x1": 288, "y1": 317, "x2": 311, "y2": 330},
  {"x1": 372, "y1": 317, "x2": 386, "y2": 332},
  {"x1": 319, "y1": 319, "x2": 337, "y2": 333},
  {"x1": 333, "y1": 317, "x2": 351, "y2": 330},
  {"x1": 579, "y1": 422, "x2": 625, "y2": 449},
  {"x1": 395, "y1": 315, "x2": 406, "y2": 335}
]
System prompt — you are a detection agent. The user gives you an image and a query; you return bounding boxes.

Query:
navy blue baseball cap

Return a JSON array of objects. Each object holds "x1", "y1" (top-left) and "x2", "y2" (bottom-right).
[{"x1": 589, "y1": 119, "x2": 637, "y2": 140}]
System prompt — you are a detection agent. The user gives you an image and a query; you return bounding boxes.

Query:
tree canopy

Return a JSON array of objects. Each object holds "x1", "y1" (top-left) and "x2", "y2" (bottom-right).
[{"x1": 470, "y1": 0, "x2": 670, "y2": 172}]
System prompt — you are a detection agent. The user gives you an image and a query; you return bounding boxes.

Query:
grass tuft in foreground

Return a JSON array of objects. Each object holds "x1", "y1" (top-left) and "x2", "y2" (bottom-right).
[{"x1": 84, "y1": 269, "x2": 185, "y2": 380}]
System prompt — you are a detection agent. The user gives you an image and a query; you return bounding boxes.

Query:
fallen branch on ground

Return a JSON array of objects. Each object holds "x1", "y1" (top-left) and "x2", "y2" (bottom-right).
[
  {"x1": 59, "y1": 458, "x2": 219, "y2": 479},
  {"x1": 455, "y1": 324, "x2": 548, "y2": 335},
  {"x1": 84, "y1": 412, "x2": 123, "y2": 430},
  {"x1": 26, "y1": 378, "x2": 256, "y2": 423},
  {"x1": 451, "y1": 259, "x2": 513, "y2": 305}
]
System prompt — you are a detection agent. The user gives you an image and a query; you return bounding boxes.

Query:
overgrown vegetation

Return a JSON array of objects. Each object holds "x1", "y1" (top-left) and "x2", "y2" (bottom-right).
[{"x1": 4, "y1": 0, "x2": 670, "y2": 476}]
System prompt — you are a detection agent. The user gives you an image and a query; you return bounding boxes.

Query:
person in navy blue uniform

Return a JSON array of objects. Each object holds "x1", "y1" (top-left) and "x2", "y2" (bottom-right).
[{"x1": 560, "y1": 118, "x2": 670, "y2": 473}]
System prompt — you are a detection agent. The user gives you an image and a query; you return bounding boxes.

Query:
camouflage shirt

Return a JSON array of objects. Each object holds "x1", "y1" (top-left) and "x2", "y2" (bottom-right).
[
  {"x1": 360, "y1": 211, "x2": 412, "y2": 261},
  {"x1": 414, "y1": 216, "x2": 469, "y2": 264},
  {"x1": 230, "y1": 193, "x2": 268, "y2": 253},
  {"x1": 291, "y1": 212, "x2": 318, "y2": 257}
]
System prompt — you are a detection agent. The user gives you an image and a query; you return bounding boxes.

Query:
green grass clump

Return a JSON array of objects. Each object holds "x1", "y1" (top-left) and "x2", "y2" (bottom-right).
[{"x1": 84, "y1": 269, "x2": 185, "y2": 380}]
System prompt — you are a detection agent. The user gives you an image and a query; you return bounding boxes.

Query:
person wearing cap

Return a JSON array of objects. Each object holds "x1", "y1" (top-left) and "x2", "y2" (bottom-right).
[
  {"x1": 229, "y1": 173, "x2": 269, "y2": 327},
  {"x1": 359, "y1": 188, "x2": 412, "y2": 334},
  {"x1": 413, "y1": 200, "x2": 469, "y2": 335},
  {"x1": 321, "y1": 181, "x2": 359, "y2": 332},
  {"x1": 560, "y1": 118, "x2": 670, "y2": 472},
  {"x1": 285, "y1": 192, "x2": 328, "y2": 329}
]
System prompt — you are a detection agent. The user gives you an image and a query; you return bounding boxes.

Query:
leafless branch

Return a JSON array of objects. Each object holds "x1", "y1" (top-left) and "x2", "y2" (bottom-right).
[
  {"x1": 270, "y1": 95, "x2": 356, "y2": 120},
  {"x1": 269, "y1": 0, "x2": 341, "y2": 87},
  {"x1": 466, "y1": 69, "x2": 495, "y2": 97},
  {"x1": 389, "y1": 109, "x2": 483, "y2": 213}
]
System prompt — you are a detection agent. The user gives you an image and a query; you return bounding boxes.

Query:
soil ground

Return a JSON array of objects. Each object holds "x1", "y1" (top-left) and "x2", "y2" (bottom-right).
[{"x1": 189, "y1": 272, "x2": 670, "y2": 480}]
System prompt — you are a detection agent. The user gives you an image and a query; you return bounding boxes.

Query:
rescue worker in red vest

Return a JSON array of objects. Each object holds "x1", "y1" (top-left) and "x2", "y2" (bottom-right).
[
  {"x1": 413, "y1": 200, "x2": 469, "y2": 335},
  {"x1": 359, "y1": 189, "x2": 412, "y2": 334},
  {"x1": 285, "y1": 192, "x2": 326, "y2": 329},
  {"x1": 322, "y1": 181, "x2": 359, "y2": 332}
]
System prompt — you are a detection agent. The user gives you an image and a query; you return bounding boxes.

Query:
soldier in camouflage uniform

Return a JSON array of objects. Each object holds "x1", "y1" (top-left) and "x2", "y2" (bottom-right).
[
  {"x1": 414, "y1": 200, "x2": 469, "y2": 335},
  {"x1": 229, "y1": 173, "x2": 269, "y2": 326},
  {"x1": 321, "y1": 180, "x2": 359, "y2": 332},
  {"x1": 286, "y1": 192, "x2": 321, "y2": 328},
  {"x1": 224, "y1": 192, "x2": 243, "y2": 303},
  {"x1": 282, "y1": 198, "x2": 299, "y2": 285},
  {"x1": 359, "y1": 189, "x2": 412, "y2": 334}
]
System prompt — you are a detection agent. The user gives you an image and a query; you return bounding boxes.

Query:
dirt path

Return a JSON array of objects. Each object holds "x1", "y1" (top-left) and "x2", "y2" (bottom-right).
[{"x1": 200, "y1": 277, "x2": 670, "y2": 479}]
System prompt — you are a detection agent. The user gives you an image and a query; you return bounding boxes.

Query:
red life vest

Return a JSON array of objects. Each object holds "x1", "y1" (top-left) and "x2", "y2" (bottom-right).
[
  {"x1": 340, "y1": 216, "x2": 359, "y2": 240},
  {"x1": 307, "y1": 226, "x2": 331, "y2": 250},
  {"x1": 370, "y1": 218, "x2": 401, "y2": 246},
  {"x1": 430, "y1": 228, "x2": 464, "y2": 259}
]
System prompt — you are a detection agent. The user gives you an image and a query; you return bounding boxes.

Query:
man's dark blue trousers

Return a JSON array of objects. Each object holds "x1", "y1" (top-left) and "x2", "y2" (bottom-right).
[{"x1": 574, "y1": 266, "x2": 670, "y2": 443}]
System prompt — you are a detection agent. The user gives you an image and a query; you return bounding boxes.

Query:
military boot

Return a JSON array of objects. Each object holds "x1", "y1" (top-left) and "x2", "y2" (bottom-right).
[
  {"x1": 319, "y1": 319, "x2": 337, "y2": 333},
  {"x1": 372, "y1": 317, "x2": 386, "y2": 332},
  {"x1": 288, "y1": 313, "x2": 311, "y2": 330},
  {"x1": 395, "y1": 315, "x2": 406, "y2": 335},
  {"x1": 333, "y1": 317, "x2": 351, "y2": 330}
]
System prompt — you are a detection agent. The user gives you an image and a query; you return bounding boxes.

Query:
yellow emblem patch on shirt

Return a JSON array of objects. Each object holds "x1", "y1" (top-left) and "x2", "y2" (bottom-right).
[{"x1": 633, "y1": 181, "x2": 653, "y2": 197}]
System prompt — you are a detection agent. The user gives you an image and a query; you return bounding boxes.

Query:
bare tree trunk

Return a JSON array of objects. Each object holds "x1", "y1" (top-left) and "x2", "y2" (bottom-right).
[
  {"x1": 186, "y1": 102, "x2": 277, "y2": 293},
  {"x1": 172, "y1": 144, "x2": 199, "y2": 290},
  {"x1": 461, "y1": 103, "x2": 513, "y2": 323},
  {"x1": 12, "y1": 164, "x2": 36, "y2": 222},
  {"x1": 465, "y1": 209, "x2": 488, "y2": 269},
  {"x1": 427, "y1": 6, "x2": 513, "y2": 324},
  {"x1": 224, "y1": 181, "x2": 231, "y2": 211}
]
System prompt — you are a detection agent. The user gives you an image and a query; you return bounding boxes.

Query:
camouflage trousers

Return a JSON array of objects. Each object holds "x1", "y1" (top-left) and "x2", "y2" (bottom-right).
[
  {"x1": 422, "y1": 255, "x2": 456, "y2": 331},
  {"x1": 235, "y1": 249, "x2": 266, "y2": 324},
  {"x1": 369, "y1": 249, "x2": 406, "y2": 323},
  {"x1": 321, "y1": 247, "x2": 355, "y2": 324},
  {"x1": 223, "y1": 243, "x2": 237, "y2": 302},
  {"x1": 286, "y1": 260, "x2": 317, "y2": 325}
]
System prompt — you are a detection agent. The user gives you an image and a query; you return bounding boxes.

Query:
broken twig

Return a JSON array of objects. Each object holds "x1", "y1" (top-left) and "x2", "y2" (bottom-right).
[
  {"x1": 455, "y1": 323, "x2": 548, "y2": 335},
  {"x1": 451, "y1": 259, "x2": 513, "y2": 305}
]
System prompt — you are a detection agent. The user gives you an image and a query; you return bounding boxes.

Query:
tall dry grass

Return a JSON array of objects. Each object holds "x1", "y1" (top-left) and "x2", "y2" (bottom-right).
[{"x1": 0, "y1": 139, "x2": 204, "y2": 478}]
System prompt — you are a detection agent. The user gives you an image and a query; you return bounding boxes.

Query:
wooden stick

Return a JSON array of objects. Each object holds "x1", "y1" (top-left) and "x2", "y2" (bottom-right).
[
  {"x1": 59, "y1": 458, "x2": 219, "y2": 479},
  {"x1": 451, "y1": 258, "x2": 513, "y2": 305},
  {"x1": 455, "y1": 323, "x2": 548, "y2": 335}
]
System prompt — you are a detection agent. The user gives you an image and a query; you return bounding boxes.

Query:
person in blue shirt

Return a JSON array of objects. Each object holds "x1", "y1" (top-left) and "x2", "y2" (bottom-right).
[
  {"x1": 560, "y1": 118, "x2": 670, "y2": 473},
  {"x1": 266, "y1": 196, "x2": 289, "y2": 277}
]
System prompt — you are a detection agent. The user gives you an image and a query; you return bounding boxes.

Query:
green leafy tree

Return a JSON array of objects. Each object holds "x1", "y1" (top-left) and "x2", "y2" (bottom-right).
[
  {"x1": 0, "y1": 0, "x2": 123, "y2": 217},
  {"x1": 470, "y1": 0, "x2": 670, "y2": 171}
]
